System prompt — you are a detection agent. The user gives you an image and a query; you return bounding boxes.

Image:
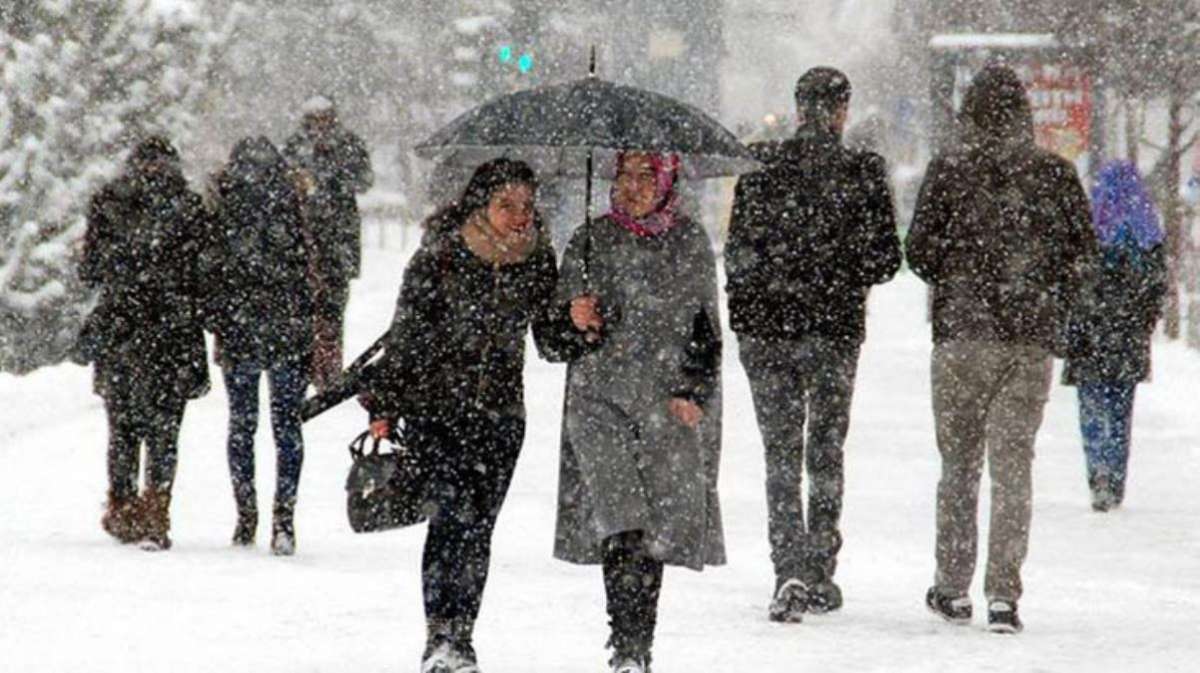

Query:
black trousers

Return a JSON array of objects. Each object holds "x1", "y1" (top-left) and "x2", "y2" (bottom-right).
[
  {"x1": 738, "y1": 335, "x2": 860, "y2": 587},
  {"x1": 603, "y1": 531, "x2": 664, "y2": 661},
  {"x1": 416, "y1": 412, "x2": 524, "y2": 626},
  {"x1": 105, "y1": 392, "x2": 186, "y2": 499}
]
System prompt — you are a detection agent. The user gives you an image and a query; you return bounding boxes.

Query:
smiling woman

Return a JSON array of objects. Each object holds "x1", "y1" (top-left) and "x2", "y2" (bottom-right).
[{"x1": 358, "y1": 157, "x2": 579, "y2": 673}]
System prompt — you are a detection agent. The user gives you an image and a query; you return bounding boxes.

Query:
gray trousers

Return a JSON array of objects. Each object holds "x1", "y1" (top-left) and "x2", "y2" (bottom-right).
[
  {"x1": 931, "y1": 341, "x2": 1052, "y2": 603},
  {"x1": 738, "y1": 335, "x2": 859, "y2": 586}
]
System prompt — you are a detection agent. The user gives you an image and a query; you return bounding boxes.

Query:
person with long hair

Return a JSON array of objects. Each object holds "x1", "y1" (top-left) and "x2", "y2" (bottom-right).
[
  {"x1": 554, "y1": 151, "x2": 724, "y2": 673},
  {"x1": 208, "y1": 136, "x2": 315, "y2": 555},
  {"x1": 362, "y1": 158, "x2": 568, "y2": 673},
  {"x1": 1063, "y1": 160, "x2": 1167, "y2": 511}
]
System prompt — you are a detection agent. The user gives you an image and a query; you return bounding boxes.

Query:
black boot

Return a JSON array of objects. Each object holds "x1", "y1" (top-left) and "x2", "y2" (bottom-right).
[
  {"x1": 232, "y1": 507, "x2": 257, "y2": 546},
  {"x1": 232, "y1": 482, "x2": 258, "y2": 546},
  {"x1": 422, "y1": 618, "x2": 477, "y2": 673},
  {"x1": 271, "y1": 500, "x2": 295, "y2": 556},
  {"x1": 604, "y1": 532, "x2": 660, "y2": 672}
]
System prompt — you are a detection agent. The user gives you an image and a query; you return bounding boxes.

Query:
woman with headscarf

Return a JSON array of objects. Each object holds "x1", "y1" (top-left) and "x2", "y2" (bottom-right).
[
  {"x1": 80, "y1": 136, "x2": 211, "y2": 551},
  {"x1": 208, "y1": 136, "x2": 315, "y2": 555},
  {"x1": 362, "y1": 158, "x2": 569, "y2": 673},
  {"x1": 1063, "y1": 160, "x2": 1167, "y2": 512},
  {"x1": 554, "y1": 151, "x2": 724, "y2": 673}
]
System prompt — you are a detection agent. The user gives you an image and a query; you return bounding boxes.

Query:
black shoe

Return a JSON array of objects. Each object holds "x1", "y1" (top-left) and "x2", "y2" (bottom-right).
[
  {"x1": 987, "y1": 600, "x2": 1023, "y2": 634},
  {"x1": 769, "y1": 578, "x2": 808, "y2": 623},
  {"x1": 925, "y1": 586, "x2": 972, "y2": 624},
  {"x1": 807, "y1": 581, "x2": 843, "y2": 614}
]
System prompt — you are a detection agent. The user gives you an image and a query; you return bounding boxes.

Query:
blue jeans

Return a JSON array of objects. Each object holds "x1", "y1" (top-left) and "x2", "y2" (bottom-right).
[
  {"x1": 223, "y1": 361, "x2": 308, "y2": 512},
  {"x1": 1077, "y1": 382, "x2": 1137, "y2": 497}
]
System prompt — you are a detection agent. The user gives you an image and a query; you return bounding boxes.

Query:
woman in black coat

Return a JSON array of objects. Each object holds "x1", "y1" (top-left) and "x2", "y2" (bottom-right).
[
  {"x1": 1064, "y1": 160, "x2": 1167, "y2": 511},
  {"x1": 207, "y1": 136, "x2": 315, "y2": 554},
  {"x1": 362, "y1": 159, "x2": 570, "y2": 673},
  {"x1": 80, "y1": 136, "x2": 210, "y2": 551}
]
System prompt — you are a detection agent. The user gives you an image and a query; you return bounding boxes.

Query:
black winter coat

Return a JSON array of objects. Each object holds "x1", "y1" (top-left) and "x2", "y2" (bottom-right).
[
  {"x1": 906, "y1": 142, "x2": 1097, "y2": 354},
  {"x1": 283, "y1": 127, "x2": 373, "y2": 284},
  {"x1": 363, "y1": 214, "x2": 571, "y2": 423},
  {"x1": 1064, "y1": 244, "x2": 1167, "y2": 384},
  {"x1": 208, "y1": 144, "x2": 315, "y2": 370},
  {"x1": 725, "y1": 126, "x2": 902, "y2": 343},
  {"x1": 80, "y1": 171, "x2": 210, "y2": 401}
]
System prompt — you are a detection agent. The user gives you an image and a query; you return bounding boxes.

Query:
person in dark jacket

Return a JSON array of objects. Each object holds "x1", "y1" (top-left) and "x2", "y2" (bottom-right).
[
  {"x1": 725, "y1": 66, "x2": 901, "y2": 621},
  {"x1": 1063, "y1": 160, "x2": 1167, "y2": 512},
  {"x1": 80, "y1": 136, "x2": 211, "y2": 551},
  {"x1": 362, "y1": 159, "x2": 567, "y2": 673},
  {"x1": 282, "y1": 96, "x2": 373, "y2": 392},
  {"x1": 208, "y1": 136, "x2": 315, "y2": 555},
  {"x1": 906, "y1": 65, "x2": 1098, "y2": 634},
  {"x1": 555, "y1": 151, "x2": 724, "y2": 673}
]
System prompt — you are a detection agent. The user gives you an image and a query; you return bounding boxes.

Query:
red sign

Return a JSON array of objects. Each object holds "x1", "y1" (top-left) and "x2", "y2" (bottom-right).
[{"x1": 954, "y1": 59, "x2": 1093, "y2": 161}]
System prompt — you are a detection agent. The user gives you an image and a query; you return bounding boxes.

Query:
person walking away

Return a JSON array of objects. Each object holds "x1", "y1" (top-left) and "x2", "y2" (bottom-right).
[
  {"x1": 283, "y1": 95, "x2": 373, "y2": 391},
  {"x1": 361, "y1": 159, "x2": 569, "y2": 673},
  {"x1": 1063, "y1": 160, "x2": 1167, "y2": 511},
  {"x1": 80, "y1": 136, "x2": 211, "y2": 551},
  {"x1": 554, "y1": 151, "x2": 725, "y2": 673},
  {"x1": 906, "y1": 65, "x2": 1097, "y2": 634},
  {"x1": 208, "y1": 137, "x2": 316, "y2": 555},
  {"x1": 725, "y1": 66, "x2": 902, "y2": 621}
]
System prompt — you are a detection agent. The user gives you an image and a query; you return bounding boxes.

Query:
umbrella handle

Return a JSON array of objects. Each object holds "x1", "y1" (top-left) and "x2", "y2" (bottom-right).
[{"x1": 582, "y1": 146, "x2": 594, "y2": 290}]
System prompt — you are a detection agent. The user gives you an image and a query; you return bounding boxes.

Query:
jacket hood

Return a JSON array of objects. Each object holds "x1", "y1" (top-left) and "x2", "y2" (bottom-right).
[{"x1": 958, "y1": 65, "x2": 1035, "y2": 150}]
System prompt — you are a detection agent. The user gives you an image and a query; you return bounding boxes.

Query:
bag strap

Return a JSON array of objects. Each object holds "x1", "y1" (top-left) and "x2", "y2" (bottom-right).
[{"x1": 347, "y1": 426, "x2": 406, "y2": 461}]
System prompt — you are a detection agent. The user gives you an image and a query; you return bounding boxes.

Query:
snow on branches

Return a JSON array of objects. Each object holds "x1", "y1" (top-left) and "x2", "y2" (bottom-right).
[{"x1": 0, "y1": 0, "x2": 237, "y2": 374}]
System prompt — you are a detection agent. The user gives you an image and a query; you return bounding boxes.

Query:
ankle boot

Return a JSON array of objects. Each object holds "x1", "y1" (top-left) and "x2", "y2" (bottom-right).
[
  {"x1": 101, "y1": 491, "x2": 142, "y2": 543},
  {"x1": 271, "y1": 501, "x2": 295, "y2": 556},
  {"x1": 232, "y1": 507, "x2": 257, "y2": 546},
  {"x1": 139, "y1": 489, "x2": 172, "y2": 551}
]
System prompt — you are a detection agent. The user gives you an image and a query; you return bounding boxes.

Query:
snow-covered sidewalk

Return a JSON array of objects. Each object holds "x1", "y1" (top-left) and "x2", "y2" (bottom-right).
[{"x1": 2, "y1": 244, "x2": 1198, "y2": 673}]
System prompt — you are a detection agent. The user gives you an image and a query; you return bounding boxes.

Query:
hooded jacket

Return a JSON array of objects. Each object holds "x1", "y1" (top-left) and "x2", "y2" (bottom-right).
[
  {"x1": 80, "y1": 140, "x2": 210, "y2": 400},
  {"x1": 906, "y1": 66, "x2": 1098, "y2": 354}
]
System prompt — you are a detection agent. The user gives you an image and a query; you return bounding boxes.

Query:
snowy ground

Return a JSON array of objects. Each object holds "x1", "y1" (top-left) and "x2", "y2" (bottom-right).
[{"x1": 3, "y1": 234, "x2": 1199, "y2": 673}]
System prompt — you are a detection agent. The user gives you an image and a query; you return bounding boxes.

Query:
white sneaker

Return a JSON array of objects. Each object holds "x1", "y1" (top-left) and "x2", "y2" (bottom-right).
[
  {"x1": 421, "y1": 642, "x2": 453, "y2": 673},
  {"x1": 611, "y1": 655, "x2": 649, "y2": 673},
  {"x1": 421, "y1": 642, "x2": 480, "y2": 673}
]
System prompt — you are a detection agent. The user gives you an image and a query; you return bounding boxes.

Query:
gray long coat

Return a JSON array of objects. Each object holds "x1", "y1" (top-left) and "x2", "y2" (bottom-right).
[{"x1": 553, "y1": 215, "x2": 725, "y2": 571}]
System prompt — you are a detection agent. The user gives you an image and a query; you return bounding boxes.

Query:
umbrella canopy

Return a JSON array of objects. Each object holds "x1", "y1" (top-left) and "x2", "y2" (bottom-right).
[{"x1": 416, "y1": 76, "x2": 760, "y2": 179}]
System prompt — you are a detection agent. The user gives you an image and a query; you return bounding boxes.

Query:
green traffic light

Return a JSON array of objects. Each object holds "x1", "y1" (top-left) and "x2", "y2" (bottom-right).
[
  {"x1": 498, "y1": 45, "x2": 513, "y2": 63},
  {"x1": 518, "y1": 53, "x2": 533, "y2": 73}
]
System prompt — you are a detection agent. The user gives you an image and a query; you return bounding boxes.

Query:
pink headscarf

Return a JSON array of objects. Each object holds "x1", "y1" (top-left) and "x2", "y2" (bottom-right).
[{"x1": 607, "y1": 152, "x2": 682, "y2": 238}]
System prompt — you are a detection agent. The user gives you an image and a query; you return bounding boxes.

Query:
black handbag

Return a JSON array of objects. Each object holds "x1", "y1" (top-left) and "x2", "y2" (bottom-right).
[{"x1": 345, "y1": 427, "x2": 428, "y2": 533}]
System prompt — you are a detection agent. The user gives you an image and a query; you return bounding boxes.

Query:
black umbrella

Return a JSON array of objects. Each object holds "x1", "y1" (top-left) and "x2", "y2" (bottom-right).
[
  {"x1": 415, "y1": 74, "x2": 760, "y2": 179},
  {"x1": 416, "y1": 54, "x2": 759, "y2": 282}
]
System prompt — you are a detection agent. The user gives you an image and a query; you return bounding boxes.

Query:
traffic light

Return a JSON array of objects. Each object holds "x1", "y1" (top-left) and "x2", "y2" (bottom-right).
[{"x1": 496, "y1": 44, "x2": 534, "y2": 75}]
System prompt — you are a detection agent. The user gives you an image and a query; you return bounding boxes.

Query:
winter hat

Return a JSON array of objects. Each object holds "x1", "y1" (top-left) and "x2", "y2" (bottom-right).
[
  {"x1": 301, "y1": 95, "x2": 336, "y2": 115},
  {"x1": 457, "y1": 158, "x2": 539, "y2": 216}
]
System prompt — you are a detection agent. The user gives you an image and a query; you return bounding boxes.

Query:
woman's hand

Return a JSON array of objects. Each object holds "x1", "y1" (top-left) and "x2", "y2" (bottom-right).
[
  {"x1": 369, "y1": 419, "x2": 392, "y2": 440},
  {"x1": 668, "y1": 397, "x2": 703, "y2": 429},
  {"x1": 570, "y1": 294, "x2": 604, "y2": 334}
]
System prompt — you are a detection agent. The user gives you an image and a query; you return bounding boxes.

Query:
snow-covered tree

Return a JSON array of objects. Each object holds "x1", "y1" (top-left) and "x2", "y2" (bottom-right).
[{"x1": 0, "y1": 0, "x2": 237, "y2": 374}]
